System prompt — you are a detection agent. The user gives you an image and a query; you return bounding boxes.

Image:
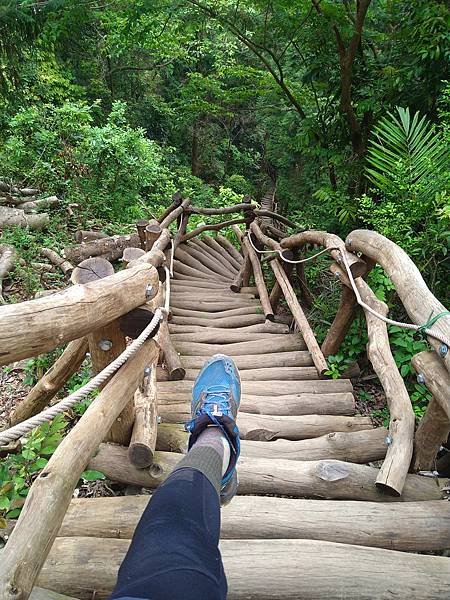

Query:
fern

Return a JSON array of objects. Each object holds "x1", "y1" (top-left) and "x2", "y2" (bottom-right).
[{"x1": 366, "y1": 106, "x2": 447, "y2": 202}]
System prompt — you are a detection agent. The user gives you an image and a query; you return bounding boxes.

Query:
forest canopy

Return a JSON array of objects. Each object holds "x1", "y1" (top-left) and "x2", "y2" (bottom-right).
[{"x1": 0, "y1": 0, "x2": 448, "y2": 296}]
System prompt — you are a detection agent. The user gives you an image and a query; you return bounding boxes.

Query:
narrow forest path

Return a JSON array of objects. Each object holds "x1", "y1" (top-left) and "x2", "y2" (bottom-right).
[{"x1": 35, "y1": 234, "x2": 450, "y2": 599}]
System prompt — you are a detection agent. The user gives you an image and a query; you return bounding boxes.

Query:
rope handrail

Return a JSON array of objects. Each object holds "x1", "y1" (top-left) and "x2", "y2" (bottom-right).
[{"x1": 246, "y1": 228, "x2": 450, "y2": 349}]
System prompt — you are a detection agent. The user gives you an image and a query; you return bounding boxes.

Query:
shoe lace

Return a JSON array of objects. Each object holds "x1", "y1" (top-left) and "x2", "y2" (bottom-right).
[{"x1": 195, "y1": 385, "x2": 232, "y2": 418}]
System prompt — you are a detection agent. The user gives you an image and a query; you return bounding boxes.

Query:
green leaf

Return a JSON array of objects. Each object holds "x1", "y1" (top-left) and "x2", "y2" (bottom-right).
[
  {"x1": 35, "y1": 458, "x2": 48, "y2": 469},
  {"x1": 80, "y1": 470, "x2": 106, "y2": 482},
  {"x1": 40, "y1": 445, "x2": 58, "y2": 455},
  {"x1": 0, "y1": 497, "x2": 11, "y2": 511},
  {"x1": 6, "y1": 508, "x2": 21, "y2": 519}
]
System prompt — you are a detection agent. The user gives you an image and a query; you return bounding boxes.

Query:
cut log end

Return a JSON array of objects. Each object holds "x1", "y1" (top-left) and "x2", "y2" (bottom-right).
[
  {"x1": 375, "y1": 481, "x2": 401, "y2": 498},
  {"x1": 169, "y1": 366, "x2": 186, "y2": 381},
  {"x1": 128, "y1": 443, "x2": 155, "y2": 469}
]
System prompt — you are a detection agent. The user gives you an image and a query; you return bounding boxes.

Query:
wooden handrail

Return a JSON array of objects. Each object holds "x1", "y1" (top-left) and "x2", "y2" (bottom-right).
[
  {"x1": 181, "y1": 217, "x2": 247, "y2": 242},
  {"x1": 346, "y1": 230, "x2": 450, "y2": 373},
  {"x1": 187, "y1": 202, "x2": 255, "y2": 216}
]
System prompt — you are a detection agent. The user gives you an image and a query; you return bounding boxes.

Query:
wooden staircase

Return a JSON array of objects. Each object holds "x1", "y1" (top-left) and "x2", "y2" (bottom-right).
[{"x1": 34, "y1": 235, "x2": 450, "y2": 599}]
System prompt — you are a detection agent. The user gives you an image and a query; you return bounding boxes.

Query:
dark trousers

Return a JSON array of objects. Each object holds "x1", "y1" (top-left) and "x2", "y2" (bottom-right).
[{"x1": 110, "y1": 468, "x2": 227, "y2": 600}]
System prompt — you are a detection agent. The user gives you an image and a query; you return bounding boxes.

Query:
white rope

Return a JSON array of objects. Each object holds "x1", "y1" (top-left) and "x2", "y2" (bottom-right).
[
  {"x1": 247, "y1": 231, "x2": 450, "y2": 348},
  {"x1": 0, "y1": 273, "x2": 173, "y2": 446}
]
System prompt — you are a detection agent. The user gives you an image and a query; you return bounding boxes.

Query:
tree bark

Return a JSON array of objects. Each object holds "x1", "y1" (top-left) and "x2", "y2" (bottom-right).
[
  {"x1": 64, "y1": 233, "x2": 141, "y2": 264},
  {"x1": 0, "y1": 206, "x2": 49, "y2": 230},
  {"x1": 0, "y1": 244, "x2": 17, "y2": 305},
  {"x1": 129, "y1": 363, "x2": 158, "y2": 468},
  {"x1": 241, "y1": 235, "x2": 274, "y2": 320}
]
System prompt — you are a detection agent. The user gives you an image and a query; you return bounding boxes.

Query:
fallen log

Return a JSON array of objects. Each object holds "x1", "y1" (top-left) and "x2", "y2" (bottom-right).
[
  {"x1": 20, "y1": 196, "x2": 60, "y2": 212},
  {"x1": 89, "y1": 443, "x2": 442, "y2": 502},
  {"x1": 0, "y1": 259, "x2": 159, "y2": 366},
  {"x1": 0, "y1": 205, "x2": 49, "y2": 230},
  {"x1": 157, "y1": 392, "x2": 355, "y2": 420},
  {"x1": 63, "y1": 233, "x2": 141, "y2": 264},
  {"x1": 75, "y1": 230, "x2": 108, "y2": 243},
  {"x1": 412, "y1": 351, "x2": 450, "y2": 471},
  {"x1": 346, "y1": 229, "x2": 450, "y2": 374},
  {"x1": 356, "y1": 278, "x2": 415, "y2": 497},
  {"x1": 38, "y1": 536, "x2": 450, "y2": 599},
  {"x1": 0, "y1": 341, "x2": 159, "y2": 599},
  {"x1": 271, "y1": 259, "x2": 328, "y2": 375},
  {"x1": 180, "y1": 351, "x2": 313, "y2": 370},
  {"x1": 172, "y1": 335, "x2": 307, "y2": 356},
  {"x1": 56, "y1": 494, "x2": 450, "y2": 552},
  {"x1": 40, "y1": 248, "x2": 74, "y2": 275},
  {"x1": 0, "y1": 181, "x2": 38, "y2": 196},
  {"x1": 0, "y1": 244, "x2": 17, "y2": 305},
  {"x1": 129, "y1": 363, "x2": 158, "y2": 468},
  {"x1": 241, "y1": 234, "x2": 274, "y2": 320},
  {"x1": 9, "y1": 338, "x2": 88, "y2": 426}
]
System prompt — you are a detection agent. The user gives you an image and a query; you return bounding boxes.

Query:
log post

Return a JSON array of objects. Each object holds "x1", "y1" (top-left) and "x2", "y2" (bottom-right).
[
  {"x1": 9, "y1": 338, "x2": 88, "y2": 426},
  {"x1": 145, "y1": 219, "x2": 162, "y2": 251},
  {"x1": 156, "y1": 191, "x2": 183, "y2": 224},
  {"x1": 411, "y1": 351, "x2": 450, "y2": 471},
  {"x1": 72, "y1": 257, "x2": 131, "y2": 445},
  {"x1": 355, "y1": 277, "x2": 415, "y2": 496},
  {"x1": 269, "y1": 258, "x2": 294, "y2": 313},
  {"x1": 322, "y1": 284, "x2": 358, "y2": 357},
  {"x1": 136, "y1": 220, "x2": 148, "y2": 248},
  {"x1": 129, "y1": 363, "x2": 158, "y2": 468},
  {"x1": 156, "y1": 320, "x2": 185, "y2": 380},
  {"x1": 230, "y1": 225, "x2": 251, "y2": 292},
  {"x1": 0, "y1": 244, "x2": 17, "y2": 305},
  {"x1": 173, "y1": 212, "x2": 190, "y2": 250},
  {"x1": 159, "y1": 197, "x2": 191, "y2": 229},
  {"x1": 241, "y1": 234, "x2": 274, "y2": 320},
  {"x1": 270, "y1": 259, "x2": 328, "y2": 375},
  {"x1": 0, "y1": 340, "x2": 159, "y2": 600}
]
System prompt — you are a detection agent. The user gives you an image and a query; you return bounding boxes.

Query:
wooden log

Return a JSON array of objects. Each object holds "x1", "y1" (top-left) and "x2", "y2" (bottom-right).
[
  {"x1": 296, "y1": 260, "x2": 314, "y2": 308},
  {"x1": 0, "y1": 206, "x2": 49, "y2": 230},
  {"x1": 269, "y1": 256, "x2": 294, "y2": 313},
  {"x1": 37, "y1": 536, "x2": 450, "y2": 600},
  {"x1": 156, "y1": 191, "x2": 183, "y2": 224},
  {"x1": 171, "y1": 330, "x2": 299, "y2": 344},
  {"x1": 157, "y1": 391, "x2": 355, "y2": 419},
  {"x1": 346, "y1": 229, "x2": 450, "y2": 373},
  {"x1": 322, "y1": 284, "x2": 358, "y2": 356},
  {"x1": 0, "y1": 181, "x2": 39, "y2": 196},
  {"x1": 202, "y1": 235, "x2": 242, "y2": 269},
  {"x1": 192, "y1": 237, "x2": 241, "y2": 272},
  {"x1": 356, "y1": 278, "x2": 415, "y2": 497},
  {"x1": 182, "y1": 366, "x2": 319, "y2": 380},
  {"x1": 180, "y1": 351, "x2": 313, "y2": 370},
  {"x1": 0, "y1": 244, "x2": 17, "y2": 305},
  {"x1": 0, "y1": 261, "x2": 159, "y2": 366},
  {"x1": 250, "y1": 220, "x2": 293, "y2": 260},
  {"x1": 20, "y1": 195, "x2": 60, "y2": 212},
  {"x1": 181, "y1": 218, "x2": 246, "y2": 242},
  {"x1": 236, "y1": 412, "x2": 372, "y2": 441},
  {"x1": 75, "y1": 230, "x2": 108, "y2": 243},
  {"x1": 121, "y1": 247, "x2": 145, "y2": 265},
  {"x1": 281, "y1": 229, "x2": 366, "y2": 278},
  {"x1": 89, "y1": 443, "x2": 442, "y2": 502},
  {"x1": 129, "y1": 363, "x2": 158, "y2": 468},
  {"x1": 180, "y1": 243, "x2": 237, "y2": 278},
  {"x1": 172, "y1": 335, "x2": 307, "y2": 356},
  {"x1": 153, "y1": 423, "x2": 384, "y2": 463},
  {"x1": 413, "y1": 400, "x2": 450, "y2": 472},
  {"x1": 241, "y1": 428, "x2": 387, "y2": 463},
  {"x1": 9, "y1": 338, "x2": 88, "y2": 426},
  {"x1": 55, "y1": 494, "x2": 450, "y2": 552},
  {"x1": 135, "y1": 219, "x2": 148, "y2": 248},
  {"x1": 158, "y1": 378, "x2": 352, "y2": 395},
  {"x1": 30, "y1": 588, "x2": 78, "y2": 600},
  {"x1": 172, "y1": 212, "x2": 190, "y2": 250},
  {"x1": 0, "y1": 341, "x2": 159, "y2": 599},
  {"x1": 170, "y1": 306, "x2": 261, "y2": 320},
  {"x1": 155, "y1": 321, "x2": 185, "y2": 380},
  {"x1": 159, "y1": 197, "x2": 190, "y2": 229},
  {"x1": 188, "y1": 202, "x2": 253, "y2": 216},
  {"x1": 144, "y1": 219, "x2": 162, "y2": 251},
  {"x1": 174, "y1": 247, "x2": 233, "y2": 281},
  {"x1": 253, "y1": 208, "x2": 297, "y2": 228},
  {"x1": 271, "y1": 259, "x2": 328, "y2": 375},
  {"x1": 169, "y1": 323, "x2": 289, "y2": 335},
  {"x1": 241, "y1": 234, "x2": 274, "y2": 320},
  {"x1": 216, "y1": 234, "x2": 243, "y2": 265},
  {"x1": 412, "y1": 351, "x2": 450, "y2": 471},
  {"x1": 63, "y1": 233, "x2": 141, "y2": 264},
  {"x1": 173, "y1": 260, "x2": 232, "y2": 283},
  {"x1": 40, "y1": 248, "x2": 74, "y2": 275},
  {"x1": 169, "y1": 314, "x2": 268, "y2": 328}
]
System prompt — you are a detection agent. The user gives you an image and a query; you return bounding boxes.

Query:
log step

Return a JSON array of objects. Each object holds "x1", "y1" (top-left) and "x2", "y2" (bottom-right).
[
  {"x1": 38, "y1": 537, "x2": 450, "y2": 599},
  {"x1": 180, "y1": 351, "x2": 314, "y2": 369},
  {"x1": 57, "y1": 494, "x2": 450, "y2": 552}
]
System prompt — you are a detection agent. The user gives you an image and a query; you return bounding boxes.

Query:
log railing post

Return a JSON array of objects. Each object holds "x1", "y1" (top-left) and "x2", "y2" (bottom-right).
[
  {"x1": 129, "y1": 362, "x2": 158, "y2": 468},
  {"x1": 145, "y1": 219, "x2": 162, "y2": 251},
  {"x1": 411, "y1": 351, "x2": 450, "y2": 471},
  {"x1": 241, "y1": 234, "x2": 274, "y2": 321}
]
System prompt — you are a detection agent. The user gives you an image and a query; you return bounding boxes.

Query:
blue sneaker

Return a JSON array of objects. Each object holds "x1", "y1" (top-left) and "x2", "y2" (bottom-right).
[{"x1": 185, "y1": 354, "x2": 241, "y2": 504}]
